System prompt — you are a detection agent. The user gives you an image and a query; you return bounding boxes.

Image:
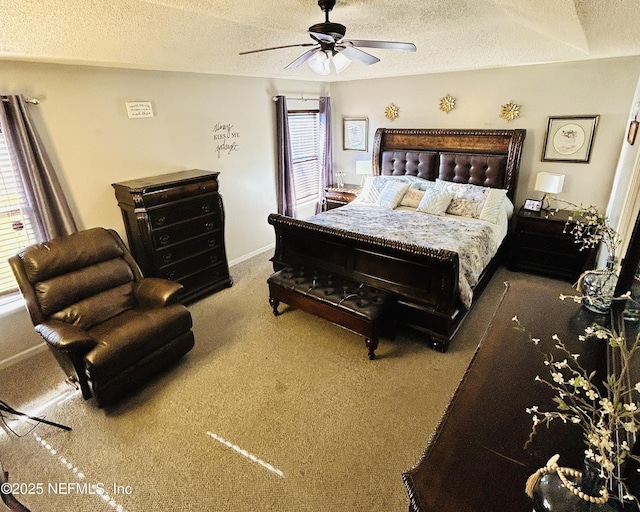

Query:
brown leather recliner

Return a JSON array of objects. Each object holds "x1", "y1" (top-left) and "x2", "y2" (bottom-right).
[{"x1": 8, "y1": 227, "x2": 195, "y2": 407}]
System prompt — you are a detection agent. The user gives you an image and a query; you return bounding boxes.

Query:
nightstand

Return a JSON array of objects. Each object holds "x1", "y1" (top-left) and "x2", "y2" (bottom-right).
[
  {"x1": 323, "y1": 184, "x2": 360, "y2": 210},
  {"x1": 510, "y1": 208, "x2": 597, "y2": 282}
]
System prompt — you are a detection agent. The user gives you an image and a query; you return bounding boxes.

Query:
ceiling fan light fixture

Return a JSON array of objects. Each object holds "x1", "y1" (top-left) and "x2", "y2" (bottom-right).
[
  {"x1": 307, "y1": 50, "x2": 331, "y2": 75},
  {"x1": 332, "y1": 51, "x2": 351, "y2": 73},
  {"x1": 240, "y1": 0, "x2": 416, "y2": 74}
]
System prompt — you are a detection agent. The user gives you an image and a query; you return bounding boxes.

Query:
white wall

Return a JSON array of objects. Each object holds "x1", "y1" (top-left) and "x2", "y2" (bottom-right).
[
  {"x1": 0, "y1": 61, "x2": 328, "y2": 261},
  {"x1": 331, "y1": 57, "x2": 640, "y2": 211},
  {"x1": 1, "y1": 56, "x2": 639, "y2": 364},
  {"x1": 0, "y1": 60, "x2": 327, "y2": 364},
  {"x1": 607, "y1": 74, "x2": 640, "y2": 260}
]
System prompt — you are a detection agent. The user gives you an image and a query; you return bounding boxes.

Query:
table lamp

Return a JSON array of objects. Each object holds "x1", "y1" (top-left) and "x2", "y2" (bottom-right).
[
  {"x1": 355, "y1": 160, "x2": 372, "y2": 185},
  {"x1": 535, "y1": 172, "x2": 565, "y2": 210}
]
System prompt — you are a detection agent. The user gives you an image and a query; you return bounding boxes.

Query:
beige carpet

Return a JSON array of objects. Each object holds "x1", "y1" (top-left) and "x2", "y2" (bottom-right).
[{"x1": 0, "y1": 253, "x2": 573, "y2": 511}]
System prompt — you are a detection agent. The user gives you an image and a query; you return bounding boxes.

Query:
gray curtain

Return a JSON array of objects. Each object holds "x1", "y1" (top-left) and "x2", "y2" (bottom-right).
[
  {"x1": 316, "y1": 96, "x2": 333, "y2": 214},
  {"x1": 275, "y1": 95, "x2": 298, "y2": 218},
  {"x1": 0, "y1": 94, "x2": 77, "y2": 240}
]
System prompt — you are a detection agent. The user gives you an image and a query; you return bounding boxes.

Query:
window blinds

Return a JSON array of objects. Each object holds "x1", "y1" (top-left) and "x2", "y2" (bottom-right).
[
  {"x1": 288, "y1": 111, "x2": 321, "y2": 204},
  {"x1": 0, "y1": 130, "x2": 38, "y2": 295}
]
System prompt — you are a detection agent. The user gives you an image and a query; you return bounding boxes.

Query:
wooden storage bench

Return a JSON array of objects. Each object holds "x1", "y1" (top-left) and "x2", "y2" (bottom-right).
[{"x1": 267, "y1": 266, "x2": 391, "y2": 359}]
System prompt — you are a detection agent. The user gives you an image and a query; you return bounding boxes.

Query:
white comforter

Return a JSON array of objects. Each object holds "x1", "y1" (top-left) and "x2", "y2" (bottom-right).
[{"x1": 304, "y1": 204, "x2": 508, "y2": 308}]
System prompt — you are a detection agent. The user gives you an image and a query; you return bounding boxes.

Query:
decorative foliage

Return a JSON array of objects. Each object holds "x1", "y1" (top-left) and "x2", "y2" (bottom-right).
[
  {"x1": 563, "y1": 204, "x2": 621, "y2": 264},
  {"x1": 499, "y1": 101, "x2": 520, "y2": 121},
  {"x1": 513, "y1": 313, "x2": 640, "y2": 504},
  {"x1": 439, "y1": 94, "x2": 456, "y2": 113},
  {"x1": 384, "y1": 103, "x2": 399, "y2": 121}
]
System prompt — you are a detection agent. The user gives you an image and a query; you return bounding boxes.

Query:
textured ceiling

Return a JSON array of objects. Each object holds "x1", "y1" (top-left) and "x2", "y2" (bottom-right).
[{"x1": 1, "y1": 0, "x2": 639, "y2": 82}]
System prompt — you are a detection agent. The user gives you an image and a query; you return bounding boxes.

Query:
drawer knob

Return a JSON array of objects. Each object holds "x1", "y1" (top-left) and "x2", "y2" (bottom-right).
[
  {"x1": 159, "y1": 234, "x2": 170, "y2": 245},
  {"x1": 201, "y1": 204, "x2": 212, "y2": 213},
  {"x1": 166, "y1": 270, "x2": 176, "y2": 279},
  {"x1": 210, "y1": 254, "x2": 219, "y2": 263},
  {"x1": 155, "y1": 215, "x2": 166, "y2": 226},
  {"x1": 208, "y1": 238, "x2": 217, "y2": 247},
  {"x1": 199, "y1": 185, "x2": 207, "y2": 192},
  {"x1": 162, "y1": 253, "x2": 173, "y2": 263},
  {"x1": 205, "y1": 222, "x2": 215, "y2": 231}
]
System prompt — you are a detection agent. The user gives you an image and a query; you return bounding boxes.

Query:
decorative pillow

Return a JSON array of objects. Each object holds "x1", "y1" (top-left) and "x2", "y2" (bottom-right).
[
  {"x1": 377, "y1": 181, "x2": 410, "y2": 209},
  {"x1": 504, "y1": 196, "x2": 514, "y2": 218},
  {"x1": 409, "y1": 180, "x2": 436, "y2": 192},
  {"x1": 436, "y1": 179, "x2": 489, "y2": 219},
  {"x1": 416, "y1": 188, "x2": 453, "y2": 215},
  {"x1": 355, "y1": 176, "x2": 381, "y2": 204},
  {"x1": 399, "y1": 187, "x2": 426, "y2": 208},
  {"x1": 354, "y1": 175, "x2": 426, "y2": 204},
  {"x1": 479, "y1": 188, "x2": 508, "y2": 224}
]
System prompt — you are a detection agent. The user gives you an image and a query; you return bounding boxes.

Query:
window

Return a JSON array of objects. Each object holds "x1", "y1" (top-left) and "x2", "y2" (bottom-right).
[
  {"x1": 288, "y1": 110, "x2": 321, "y2": 206},
  {"x1": 0, "y1": 129, "x2": 38, "y2": 297}
]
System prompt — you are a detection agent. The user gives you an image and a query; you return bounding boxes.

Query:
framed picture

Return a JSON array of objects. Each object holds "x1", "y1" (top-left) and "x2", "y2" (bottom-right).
[
  {"x1": 628, "y1": 120, "x2": 639, "y2": 145},
  {"x1": 343, "y1": 117, "x2": 368, "y2": 151},
  {"x1": 542, "y1": 115, "x2": 599, "y2": 163},
  {"x1": 523, "y1": 198, "x2": 543, "y2": 212}
]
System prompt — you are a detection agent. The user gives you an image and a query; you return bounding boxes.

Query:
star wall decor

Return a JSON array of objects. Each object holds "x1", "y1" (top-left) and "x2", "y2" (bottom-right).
[
  {"x1": 385, "y1": 103, "x2": 399, "y2": 121},
  {"x1": 439, "y1": 94, "x2": 456, "y2": 113},
  {"x1": 499, "y1": 101, "x2": 521, "y2": 122}
]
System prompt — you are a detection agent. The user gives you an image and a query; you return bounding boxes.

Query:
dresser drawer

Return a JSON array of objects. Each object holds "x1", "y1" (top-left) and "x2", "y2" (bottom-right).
[
  {"x1": 152, "y1": 214, "x2": 221, "y2": 249},
  {"x1": 149, "y1": 196, "x2": 218, "y2": 228},
  {"x1": 142, "y1": 179, "x2": 218, "y2": 207},
  {"x1": 158, "y1": 249, "x2": 226, "y2": 281},
  {"x1": 155, "y1": 234, "x2": 223, "y2": 266},
  {"x1": 176, "y1": 264, "x2": 230, "y2": 292},
  {"x1": 514, "y1": 232, "x2": 577, "y2": 253},
  {"x1": 516, "y1": 217, "x2": 570, "y2": 237}
]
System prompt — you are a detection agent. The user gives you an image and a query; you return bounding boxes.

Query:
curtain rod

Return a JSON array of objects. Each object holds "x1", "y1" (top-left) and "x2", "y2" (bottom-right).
[
  {"x1": 272, "y1": 95, "x2": 320, "y2": 102},
  {"x1": 1, "y1": 97, "x2": 40, "y2": 104}
]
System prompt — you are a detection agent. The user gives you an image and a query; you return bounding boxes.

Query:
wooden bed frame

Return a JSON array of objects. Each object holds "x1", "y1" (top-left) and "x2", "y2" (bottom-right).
[{"x1": 268, "y1": 128, "x2": 526, "y2": 350}]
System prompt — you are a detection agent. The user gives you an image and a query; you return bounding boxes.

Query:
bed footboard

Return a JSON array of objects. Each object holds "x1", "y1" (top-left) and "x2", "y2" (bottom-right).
[{"x1": 268, "y1": 213, "x2": 463, "y2": 349}]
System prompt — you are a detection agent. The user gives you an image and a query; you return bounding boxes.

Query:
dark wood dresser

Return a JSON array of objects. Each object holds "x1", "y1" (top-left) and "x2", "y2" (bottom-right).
[
  {"x1": 510, "y1": 208, "x2": 596, "y2": 282},
  {"x1": 402, "y1": 278, "x2": 613, "y2": 511},
  {"x1": 323, "y1": 184, "x2": 360, "y2": 210},
  {"x1": 112, "y1": 169, "x2": 232, "y2": 304}
]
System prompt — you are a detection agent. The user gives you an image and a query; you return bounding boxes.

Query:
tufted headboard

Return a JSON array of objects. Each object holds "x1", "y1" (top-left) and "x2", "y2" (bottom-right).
[{"x1": 372, "y1": 128, "x2": 527, "y2": 201}]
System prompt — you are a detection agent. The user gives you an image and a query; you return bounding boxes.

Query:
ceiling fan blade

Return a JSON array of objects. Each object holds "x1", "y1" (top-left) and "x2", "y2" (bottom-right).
[
  {"x1": 310, "y1": 31, "x2": 336, "y2": 44},
  {"x1": 339, "y1": 46, "x2": 380, "y2": 66},
  {"x1": 239, "y1": 43, "x2": 316, "y2": 56},
  {"x1": 285, "y1": 47, "x2": 321, "y2": 69},
  {"x1": 343, "y1": 40, "x2": 417, "y2": 52}
]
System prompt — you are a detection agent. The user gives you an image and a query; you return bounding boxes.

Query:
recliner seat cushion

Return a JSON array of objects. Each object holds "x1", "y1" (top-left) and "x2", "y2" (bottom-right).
[{"x1": 84, "y1": 304, "x2": 193, "y2": 384}]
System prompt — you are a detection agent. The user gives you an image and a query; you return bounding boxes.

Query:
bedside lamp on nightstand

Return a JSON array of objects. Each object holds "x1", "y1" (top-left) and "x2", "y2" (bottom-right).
[
  {"x1": 356, "y1": 160, "x2": 372, "y2": 186},
  {"x1": 535, "y1": 172, "x2": 565, "y2": 210}
]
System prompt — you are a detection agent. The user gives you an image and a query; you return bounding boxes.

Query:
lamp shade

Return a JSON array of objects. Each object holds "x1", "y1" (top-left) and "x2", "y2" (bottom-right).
[{"x1": 535, "y1": 172, "x2": 565, "y2": 194}]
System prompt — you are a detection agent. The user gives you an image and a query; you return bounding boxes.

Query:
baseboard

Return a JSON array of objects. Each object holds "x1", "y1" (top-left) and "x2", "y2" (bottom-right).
[
  {"x1": 0, "y1": 246, "x2": 275, "y2": 370},
  {"x1": 0, "y1": 342, "x2": 47, "y2": 371},
  {"x1": 228, "y1": 244, "x2": 274, "y2": 267}
]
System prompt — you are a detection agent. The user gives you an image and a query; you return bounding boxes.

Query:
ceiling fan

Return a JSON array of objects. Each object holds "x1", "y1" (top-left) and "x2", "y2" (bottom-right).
[{"x1": 239, "y1": 0, "x2": 417, "y2": 75}]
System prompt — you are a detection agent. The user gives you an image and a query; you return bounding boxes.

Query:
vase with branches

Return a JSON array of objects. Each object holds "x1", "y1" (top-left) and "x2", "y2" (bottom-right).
[
  {"x1": 514, "y1": 307, "x2": 640, "y2": 510},
  {"x1": 560, "y1": 203, "x2": 622, "y2": 313}
]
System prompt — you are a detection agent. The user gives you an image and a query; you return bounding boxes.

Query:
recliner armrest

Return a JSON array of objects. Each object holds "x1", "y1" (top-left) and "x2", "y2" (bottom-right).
[
  {"x1": 134, "y1": 278, "x2": 184, "y2": 308},
  {"x1": 35, "y1": 320, "x2": 97, "y2": 352}
]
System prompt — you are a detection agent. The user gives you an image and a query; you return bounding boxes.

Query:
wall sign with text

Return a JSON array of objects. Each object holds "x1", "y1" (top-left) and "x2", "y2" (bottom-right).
[{"x1": 212, "y1": 121, "x2": 240, "y2": 158}]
